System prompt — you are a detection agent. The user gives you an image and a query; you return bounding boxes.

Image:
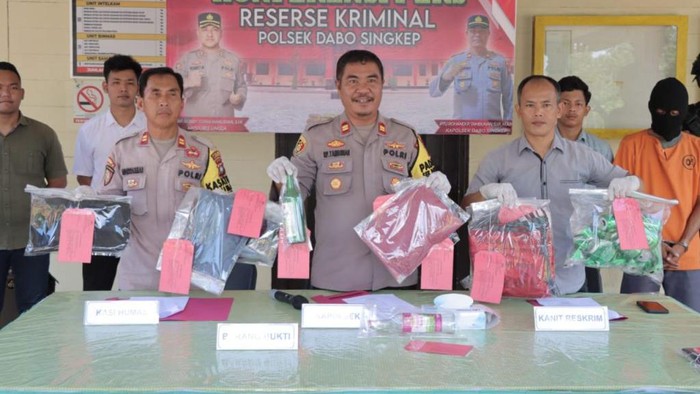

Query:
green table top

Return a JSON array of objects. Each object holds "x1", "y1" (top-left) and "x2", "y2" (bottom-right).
[{"x1": 0, "y1": 290, "x2": 699, "y2": 393}]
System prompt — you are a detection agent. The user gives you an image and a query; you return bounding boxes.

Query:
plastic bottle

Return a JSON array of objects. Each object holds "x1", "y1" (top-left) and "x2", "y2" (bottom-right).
[{"x1": 280, "y1": 173, "x2": 307, "y2": 244}]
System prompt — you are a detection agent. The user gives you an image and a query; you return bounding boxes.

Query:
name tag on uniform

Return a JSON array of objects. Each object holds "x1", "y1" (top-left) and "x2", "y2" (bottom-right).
[
  {"x1": 84, "y1": 300, "x2": 159, "y2": 326},
  {"x1": 301, "y1": 304, "x2": 364, "y2": 328},
  {"x1": 533, "y1": 306, "x2": 609, "y2": 331},
  {"x1": 217, "y1": 323, "x2": 298, "y2": 350}
]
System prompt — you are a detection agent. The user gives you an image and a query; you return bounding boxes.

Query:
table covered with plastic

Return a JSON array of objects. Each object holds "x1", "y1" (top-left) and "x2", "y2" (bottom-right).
[{"x1": 0, "y1": 291, "x2": 699, "y2": 393}]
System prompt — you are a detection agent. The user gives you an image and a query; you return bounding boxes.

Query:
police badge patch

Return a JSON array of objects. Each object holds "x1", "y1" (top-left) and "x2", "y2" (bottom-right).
[
  {"x1": 185, "y1": 146, "x2": 200, "y2": 158},
  {"x1": 211, "y1": 150, "x2": 226, "y2": 177},
  {"x1": 181, "y1": 160, "x2": 202, "y2": 170},
  {"x1": 328, "y1": 161, "x2": 344, "y2": 170},
  {"x1": 330, "y1": 177, "x2": 342, "y2": 190},
  {"x1": 294, "y1": 135, "x2": 307, "y2": 156},
  {"x1": 103, "y1": 156, "x2": 115, "y2": 186},
  {"x1": 389, "y1": 162, "x2": 405, "y2": 171},
  {"x1": 385, "y1": 141, "x2": 405, "y2": 150},
  {"x1": 327, "y1": 139, "x2": 345, "y2": 148}
]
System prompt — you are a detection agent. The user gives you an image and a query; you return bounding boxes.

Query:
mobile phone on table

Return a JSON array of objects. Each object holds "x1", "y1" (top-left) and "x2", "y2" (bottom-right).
[
  {"x1": 682, "y1": 347, "x2": 700, "y2": 365},
  {"x1": 636, "y1": 300, "x2": 669, "y2": 314}
]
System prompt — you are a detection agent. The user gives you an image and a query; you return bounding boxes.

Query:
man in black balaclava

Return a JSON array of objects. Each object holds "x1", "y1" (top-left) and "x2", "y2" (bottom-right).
[
  {"x1": 649, "y1": 77, "x2": 688, "y2": 142},
  {"x1": 683, "y1": 52, "x2": 700, "y2": 137},
  {"x1": 613, "y1": 77, "x2": 700, "y2": 313}
]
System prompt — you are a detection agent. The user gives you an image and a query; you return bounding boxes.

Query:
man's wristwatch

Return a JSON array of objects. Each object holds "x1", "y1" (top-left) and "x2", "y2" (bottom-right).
[{"x1": 678, "y1": 240, "x2": 689, "y2": 251}]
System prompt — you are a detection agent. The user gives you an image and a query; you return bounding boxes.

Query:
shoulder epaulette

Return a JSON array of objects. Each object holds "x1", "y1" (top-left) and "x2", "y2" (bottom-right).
[
  {"x1": 222, "y1": 49, "x2": 240, "y2": 60},
  {"x1": 190, "y1": 133, "x2": 215, "y2": 148},
  {"x1": 115, "y1": 130, "x2": 142, "y2": 145},
  {"x1": 390, "y1": 117, "x2": 417, "y2": 133},
  {"x1": 305, "y1": 115, "x2": 335, "y2": 131}
]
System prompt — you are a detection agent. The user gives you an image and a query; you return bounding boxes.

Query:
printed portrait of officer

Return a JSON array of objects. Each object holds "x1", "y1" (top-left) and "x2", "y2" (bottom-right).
[
  {"x1": 175, "y1": 12, "x2": 247, "y2": 118},
  {"x1": 429, "y1": 14, "x2": 513, "y2": 120}
]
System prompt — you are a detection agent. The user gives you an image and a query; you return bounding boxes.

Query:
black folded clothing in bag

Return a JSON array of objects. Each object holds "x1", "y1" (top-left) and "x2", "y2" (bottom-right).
[
  {"x1": 161, "y1": 188, "x2": 251, "y2": 294},
  {"x1": 25, "y1": 186, "x2": 131, "y2": 257},
  {"x1": 76, "y1": 198, "x2": 132, "y2": 254},
  {"x1": 190, "y1": 190, "x2": 249, "y2": 287}
]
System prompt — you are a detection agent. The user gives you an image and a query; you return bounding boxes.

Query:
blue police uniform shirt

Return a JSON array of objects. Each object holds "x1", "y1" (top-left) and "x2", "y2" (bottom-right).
[{"x1": 430, "y1": 50, "x2": 513, "y2": 120}]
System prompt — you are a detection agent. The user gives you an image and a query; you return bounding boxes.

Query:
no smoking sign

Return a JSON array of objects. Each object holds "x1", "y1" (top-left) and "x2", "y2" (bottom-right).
[
  {"x1": 73, "y1": 80, "x2": 106, "y2": 123},
  {"x1": 77, "y1": 85, "x2": 104, "y2": 113}
]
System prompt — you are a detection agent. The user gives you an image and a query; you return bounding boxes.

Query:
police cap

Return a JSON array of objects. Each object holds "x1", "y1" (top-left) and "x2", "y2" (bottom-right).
[
  {"x1": 467, "y1": 15, "x2": 490, "y2": 29},
  {"x1": 198, "y1": 12, "x2": 221, "y2": 29}
]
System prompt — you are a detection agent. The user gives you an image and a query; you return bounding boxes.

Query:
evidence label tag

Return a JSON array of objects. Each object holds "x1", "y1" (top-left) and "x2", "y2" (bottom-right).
[
  {"x1": 534, "y1": 306, "x2": 609, "y2": 331},
  {"x1": 84, "y1": 300, "x2": 159, "y2": 325},
  {"x1": 217, "y1": 323, "x2": 298, "y2": 350}
]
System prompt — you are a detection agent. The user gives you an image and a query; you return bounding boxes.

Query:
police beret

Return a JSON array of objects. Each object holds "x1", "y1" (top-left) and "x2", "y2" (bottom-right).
[
  {"x1": 199, "y1": 12, "x2": 221, "y2": 29},
  {"x1": 468, "y1": 15, "x2": 489, "y2": 29}
]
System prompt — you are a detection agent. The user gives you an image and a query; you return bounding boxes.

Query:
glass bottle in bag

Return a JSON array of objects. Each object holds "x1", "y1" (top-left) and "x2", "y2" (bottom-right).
[
  {"x1": 281, "y1": 173, "x2": 307, "y2": 244},
  {"x1": 368, "y1": 312, "x2": 457, "y2": 334},
  {"x1": 366, "y1": 311, "x2": 486, "y2": 334}
]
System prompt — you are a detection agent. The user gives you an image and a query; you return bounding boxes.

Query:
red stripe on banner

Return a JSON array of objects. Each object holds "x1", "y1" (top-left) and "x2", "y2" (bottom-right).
[
  {"x1": 498, "y1": 0, "x2": 517, "y2": 25},
  {"x1": 480, "y1": 0, "x2": 517, "y2": 45}
]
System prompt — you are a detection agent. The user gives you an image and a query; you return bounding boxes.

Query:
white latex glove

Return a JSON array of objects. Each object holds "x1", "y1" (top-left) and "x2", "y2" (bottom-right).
[
  {"x1": 607, "y1": 175, "x2": 641, "y2": 200},
  {"x1": 479, "y1": 183, "x2": 517, "y2": 207},
  {"x1": 426, "y1": 171, "x2": 451, "y2": 195},
  {"x1": 266, "y1": 156, "x2": 298, "y2": 184}
]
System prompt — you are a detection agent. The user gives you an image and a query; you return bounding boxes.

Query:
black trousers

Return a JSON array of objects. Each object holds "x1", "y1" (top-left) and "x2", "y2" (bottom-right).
[
  {"x1": 82, "y1": 255, "x2": 119, "y2": 291},
  {"x1": 583, "y1": 267, "x2": 603, "y2": 293}
]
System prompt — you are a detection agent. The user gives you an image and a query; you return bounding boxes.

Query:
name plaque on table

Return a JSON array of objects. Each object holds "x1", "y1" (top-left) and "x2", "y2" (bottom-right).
[
  {"x1": 301, "y1": 304, "x2": 364, "y2": 328},
  {"x1": 84, "y1": 300, "x2": 159, "y2": 326},
  {"x1": 533, "y1": 306, "x2": 609, "y2": 331},
  {"x1": 217, "y1": 323, "x2": 299, "y2": 350}
]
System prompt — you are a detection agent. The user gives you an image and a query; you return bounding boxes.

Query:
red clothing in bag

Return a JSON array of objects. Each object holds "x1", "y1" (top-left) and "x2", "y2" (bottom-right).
[
  {"x1": 468, "y1": 205, "x2": 555, "y2": 298},
  {"x1": 356, "y1": 185, "x2": 466, "y2": 284}
]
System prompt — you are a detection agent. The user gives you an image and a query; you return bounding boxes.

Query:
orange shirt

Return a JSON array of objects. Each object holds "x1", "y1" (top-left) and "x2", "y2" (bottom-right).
[{"x1": 614, "y1": 130, "x2": 700, "y2": 270}]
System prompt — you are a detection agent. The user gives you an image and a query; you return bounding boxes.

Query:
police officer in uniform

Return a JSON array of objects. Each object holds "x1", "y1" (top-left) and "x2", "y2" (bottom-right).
[
  {"x1": 175, "y1": 12, "x2": 247, "y2": 118},
  {"x1": 429, "y1": 15, "x2": 513, "y2": 120},
  {"x1": 267, "y1": 50, "x2": 452, "y2": 291},
  {"x1": 100, "y1": 67, "x2": 232, "y2": 290},
  {"x1": 683, "y1": 52, "x2": 700, "y2": 137}
]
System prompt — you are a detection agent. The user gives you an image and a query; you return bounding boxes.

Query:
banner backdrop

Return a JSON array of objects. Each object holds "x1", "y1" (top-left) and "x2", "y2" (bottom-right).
[{"x1": 167, "y1": 0, "x2": 515, "y2": 134}]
